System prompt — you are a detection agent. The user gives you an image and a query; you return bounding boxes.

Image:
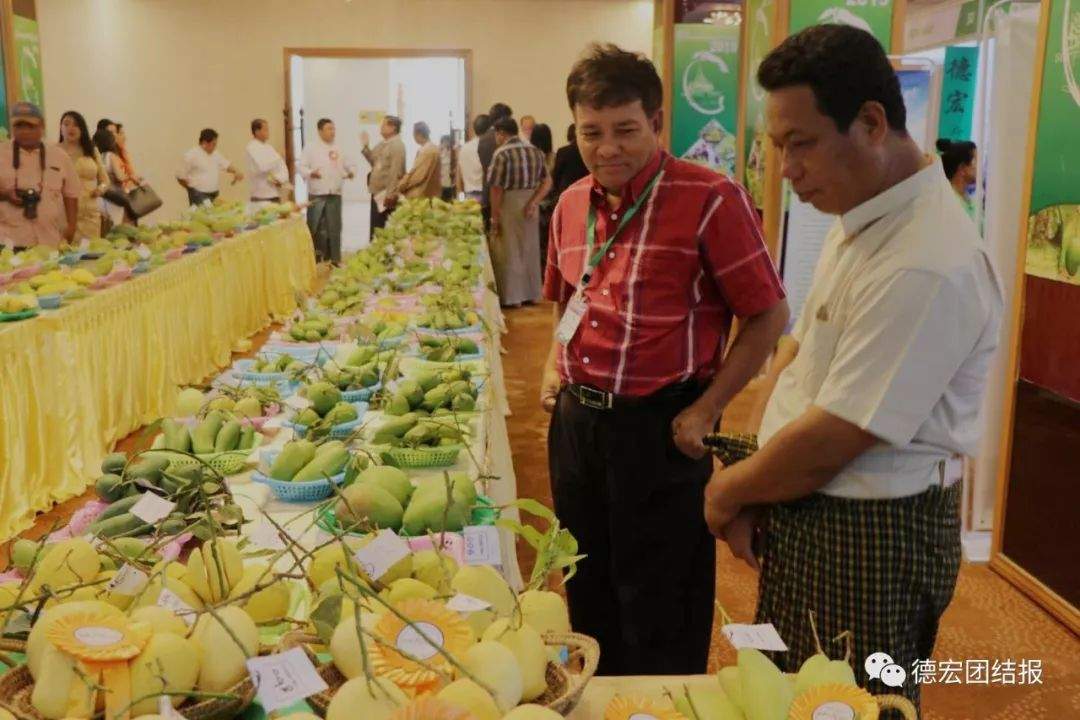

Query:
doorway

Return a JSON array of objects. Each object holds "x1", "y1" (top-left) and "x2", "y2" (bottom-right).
[{"x1": 284, "y1": 49, "x2": 471, "y2": 253}]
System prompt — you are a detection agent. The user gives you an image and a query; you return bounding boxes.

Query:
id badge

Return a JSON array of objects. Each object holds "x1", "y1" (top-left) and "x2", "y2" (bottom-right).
[{"x1": 555, "y1": 291, "x2": 588, "y2": 345}]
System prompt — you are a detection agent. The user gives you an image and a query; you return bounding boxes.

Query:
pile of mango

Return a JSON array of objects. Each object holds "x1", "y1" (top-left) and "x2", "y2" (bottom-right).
[
  {"x1": 158, "y1": 412, "x2": 257, "y2": 455},
  {"x1": 250, "y1": 352, "x2": 307, "y2": 375},
  {"x1": 267, "y1": 438, "x2": 352, "y2": 482},
  {"x1": 382, "y1": 367, "x2": 478, "y2": 417},
  {"x1": 292, "y1": 381, "x2": 361, "y2": 429},
  {"x1": 418, "y1": 335, "x2": 480, "y2": 362},
  {"x1": 287, "y1": 312, "x2": 337, "y2": 342}
]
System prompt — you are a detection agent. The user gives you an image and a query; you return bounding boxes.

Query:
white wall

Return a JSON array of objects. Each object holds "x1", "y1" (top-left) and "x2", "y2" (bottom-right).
[{"x1": 37, "y1": 0, "x2": 653, "y2": 220}]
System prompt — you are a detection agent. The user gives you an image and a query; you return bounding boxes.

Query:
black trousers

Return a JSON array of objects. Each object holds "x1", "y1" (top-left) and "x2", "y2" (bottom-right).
[
  {"x1": 370, "y1": 197, "x2": 389, "y2": 238},
  {"x1": 186, "y1": 188, "x2": 218, "y2": 207},
  {"x1": 548, "y1": 386, "x2": 716, "y2": 675}
]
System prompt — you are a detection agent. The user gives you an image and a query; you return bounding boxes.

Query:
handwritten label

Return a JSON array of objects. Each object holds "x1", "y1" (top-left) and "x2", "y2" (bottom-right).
[
  {"x1": 135, "y1": 244, "x2": 152, "y2": 260},
  {"x1": 107, "y1": 564, "x2": 149, "y2": 595},
  {"x1": 245, "y1": 647, "x2": 328, "y2": 712},
  {"x1": 721, "y1": 623, "x2": 789, "y2": 652},
  {"x1": 446, "y1": 593, "x2": 491, "y2": 613},
  {"x1": 463, "y1": 525, "x2": 501, "y2": 566},
  {"x1": 130, "y1": 493, "x2": 177, "y2": 524},
  {"x1": 395, "y1": 622, "x2": 444, "y2": 660},
  {"x1": 74, "y1": 626, "x2": 123, "y2": 647},
  {"x1": 248, "y1": 521, "x2": 287, "y2": 551},
  {"x1": 156, "y1": 588, "x2": 196, "y2": 626},
  {"x1": 353, "y1": 529, "x2": 411, "y2": 580}
]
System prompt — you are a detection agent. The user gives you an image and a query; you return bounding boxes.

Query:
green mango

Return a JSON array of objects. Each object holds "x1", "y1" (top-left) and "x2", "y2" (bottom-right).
[
  {"x1": 295, "y1": 408, "x2": 321, "y2": 427},
  {"x1": 357, "y1": 466, "x2": 413, "y2": 506},
  {"x1": 384, "y1": 394, "x2": 411, "y2": 416},
  {"x1": 101, "y1": 452, "x2": 128, "y2": 475},
  {"x1": 307, "y1": 381, "x2": 342, "y2": 416},
  {"x1": 334, "y1": 483, "x2": 404, "y2": 531},
  {"x1": 324, "y1": 402, "x2": 359, "y2": 426}
]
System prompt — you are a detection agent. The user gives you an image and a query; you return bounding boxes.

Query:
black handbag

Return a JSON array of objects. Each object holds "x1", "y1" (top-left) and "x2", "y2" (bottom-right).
[{"x1": 103, "y1": 184, "x2": 162, "y2": 219}]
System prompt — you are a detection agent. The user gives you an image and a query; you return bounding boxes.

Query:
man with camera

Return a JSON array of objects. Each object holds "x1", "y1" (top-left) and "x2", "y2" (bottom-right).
[{"x1": 0, "y1": 102, "x2": 79, "y2": 248}]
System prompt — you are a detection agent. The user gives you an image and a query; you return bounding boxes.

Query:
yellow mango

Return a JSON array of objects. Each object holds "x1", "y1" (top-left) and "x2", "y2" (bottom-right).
[
  {"x1": 457, "y1": 641, "x2": 523, "y2": 713},
  {"x1": 329, "y1": 613, "x2": 382, "y2": 679},
  {"x1": 129, "y1": 606, "x2": 189, "y2": 637},
  {"x1": 481, "y1": 618, "x2": 548, "y2": 702},
  {"x1": 29, "y1": 538, "x2": 101, "y2": 594},
  {"x1": 27, "y1": 600, "x2": 122, "y2": 680},
  {"x1": 184, "y1": 540, "x2": 243, "y2": 603},
  {"x1": 129, "y1": 632, "x2": 201, "y2": 715},
  {"x1": 227, "y1": 562, "x2": 290, "y2": 624},
  {"x1": 326, "y1": 676, "x2": 407, "y2": 720},
  {"x1": 31, "y1": 643, "x2": 94, "y2": 719},
  {"x1": 191, "y1": 606, "x2": 259, "y2": 692},
  {"x1": 437, "y1": 678, "x2": 502, "y2": 720}
]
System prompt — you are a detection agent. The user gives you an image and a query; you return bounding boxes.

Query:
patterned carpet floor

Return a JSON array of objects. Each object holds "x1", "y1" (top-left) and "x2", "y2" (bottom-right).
[{"x1": 500, "y1": 302, "x2": 1080, "y2": 720}]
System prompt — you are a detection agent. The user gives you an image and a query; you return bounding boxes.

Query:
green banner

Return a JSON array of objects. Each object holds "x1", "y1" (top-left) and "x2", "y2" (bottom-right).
[
  {"x1": 671, "y1": 22, "x2": 741, "y2": 177},
  {"x1": 789, "y1": 0, "x2": 895, "y2": 51},
  {"x1": 13, "y1": 15, "x2": 44, "y2": 108},
  {"x1": 938, "y1": 45, "x2": 978, "y2": 141},
  {"x1": 0, "y1": 31, "x2": 8, "y2": 141},
  {"x1": 1026, "y1": 0, "x2": 1080, "y2": 284},
  {"x1": 743, "y1": 0, "x2": 775, "y2": 205}
]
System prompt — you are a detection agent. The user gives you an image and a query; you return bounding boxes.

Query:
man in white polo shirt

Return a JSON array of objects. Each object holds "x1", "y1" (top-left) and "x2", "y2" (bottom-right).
[
  {"x1": 299, "y1": 118, "x2": 356, "y2": 264},
  {"x1": 246, "y1": 118, "x2": 290, "y2": 210},
  {"x1": 702, "y1": 26, "x2": 1002, "y2": 713},
  {"x1": 176, "y1": 128, "x2": 242, "y2": 206}
]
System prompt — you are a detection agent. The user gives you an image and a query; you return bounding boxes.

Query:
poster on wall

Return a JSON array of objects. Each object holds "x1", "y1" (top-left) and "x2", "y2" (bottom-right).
[
  {"x1": 12, "y1": 14, "x2": 44, "y2": 108},
  {"x1": 1025, "y1": 0, "x2": 1080, "y2": 286},
  {"x1": 671, "y1": 22, "x2": 741, "y2": 177},
  {"x1": 0, "y1": 34, "x2": 8, "y2": 141},
  {"x1": 789, "y1": 0, "x2": 895, "y2": 51},
  {"x1": 742, "y1": 0, "x2": 775, "y2": 205},
  {"x1": 938, "y1": 45, "x2": 979, "y2": 141},
  {"x1": 898, "y1": 67, "x2": 938, "y2": 152}
]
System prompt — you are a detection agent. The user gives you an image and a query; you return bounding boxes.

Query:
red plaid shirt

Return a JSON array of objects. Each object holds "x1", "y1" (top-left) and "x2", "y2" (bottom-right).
[{"x1": 543, "y1": 150, "x2": 785, "y2": 397}]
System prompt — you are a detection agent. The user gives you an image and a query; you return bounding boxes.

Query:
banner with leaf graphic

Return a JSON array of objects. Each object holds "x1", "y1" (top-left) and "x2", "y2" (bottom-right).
[
  {"x1": 1025, "y1": 0, "x2": 1080, "y2": 285},
  {"x1": 742, "y1": 0, "x2": 776, "y2": 205},
  {"x1": 789, "y1": 0, "x2": 895, "y2": 51},
  {"x1": 671, "y1": 22, "x2": 741, "y2": 177}
]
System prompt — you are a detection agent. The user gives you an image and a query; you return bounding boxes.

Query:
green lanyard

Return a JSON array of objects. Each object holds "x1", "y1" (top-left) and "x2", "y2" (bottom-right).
[{"x1": 582, "y1": 166, "x2": 665, "y2": 286}]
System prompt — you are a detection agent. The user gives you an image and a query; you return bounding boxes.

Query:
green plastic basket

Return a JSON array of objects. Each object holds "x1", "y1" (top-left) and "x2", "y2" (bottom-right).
[
  {"x1": 146, "y1": 433, "x2": 262, "y2": 476},
  {"x1": 317, "y1": 494, "x2": 498, "y2": 537},
  {"x1": 381, "y1": 444, "x2": 463, "y2": 468}
]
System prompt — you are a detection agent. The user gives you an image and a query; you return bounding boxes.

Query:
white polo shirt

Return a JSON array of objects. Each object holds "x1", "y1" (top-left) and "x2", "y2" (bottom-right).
[
  {"x1": 759, "y1": 158, "x2": 1003, "y2": 499},
  {"x1": 246, "y1": 139, "x2": 289, "y2": 200},
  {"x1": 458, "y1": 137, "x2": 483, "y2": 193},
  {"x1": 177, "y1": 146, "x2": 229, "y2": 193}
]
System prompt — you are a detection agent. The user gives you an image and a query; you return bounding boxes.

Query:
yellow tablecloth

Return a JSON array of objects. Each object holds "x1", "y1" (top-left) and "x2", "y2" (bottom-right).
[{"x1": 0, "y1": 218, "x2": 316, "y2": 538}]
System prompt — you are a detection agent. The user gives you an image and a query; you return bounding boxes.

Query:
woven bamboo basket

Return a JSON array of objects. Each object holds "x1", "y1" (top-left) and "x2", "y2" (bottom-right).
[{"x1": 283, "y1": 629, "x2": 599, "y2": 717}]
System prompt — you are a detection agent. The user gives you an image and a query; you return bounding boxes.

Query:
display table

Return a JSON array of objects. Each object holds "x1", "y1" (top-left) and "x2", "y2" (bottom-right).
[
  {"x1": 0, "y1": 219, "x2": 316, "y2": 538},
  {"x1": 568, "y1": 675, "x2": 716, "y2": 717}
]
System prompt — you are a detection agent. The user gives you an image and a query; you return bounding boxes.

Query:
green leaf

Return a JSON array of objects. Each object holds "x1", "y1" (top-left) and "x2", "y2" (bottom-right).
[
  {"x1": 508, "y1": 498, "x2": 556, "y2": 523},
  {"x1": 310, "y1": 594, "x2": 344, "y2": 645},
  {"x1": 495, "y1": 519, "x2": 545, "y2": 549}
]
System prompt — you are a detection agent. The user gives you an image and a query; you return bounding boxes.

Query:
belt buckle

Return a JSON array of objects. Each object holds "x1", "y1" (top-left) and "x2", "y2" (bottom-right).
[{"x1": 578, "y1": 386, "x2": 612, "y2": 410}]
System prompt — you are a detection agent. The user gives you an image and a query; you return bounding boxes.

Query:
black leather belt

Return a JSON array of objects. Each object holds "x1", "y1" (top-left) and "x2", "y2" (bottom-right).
[
  {"x1": 565, "y1": 381, "x2": 700, "y2": 411},
  {"x1": 307, "y1": 193, "x2": 338, "y2": 199},
  {"x1": 250, "y1": 197, "x2": 278, "y2": 202}
]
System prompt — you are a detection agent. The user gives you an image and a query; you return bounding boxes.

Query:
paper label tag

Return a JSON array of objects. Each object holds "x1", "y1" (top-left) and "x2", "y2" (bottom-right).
[
  {"x1": 79, "y1": 238, "x2": 91, "y2": 251},
  {"x1": 263, "y1": 416, "x2": 284, "y2": 430},
  {"x1": 463, "y1": 525, "x2": 501, "y2": 566},
  {"x1": 353, "y1": 529, "x2": 411, "y2": 580},
  {"x1": 8, "y1": 254, "x2": 23, "y2": 267},
  {"x1": 285, "y1": 395, "x2": 311, "y2": 411},
  {"x1": 446, "y1": 593, "x2": 492, "y2": 613},
  {"x1": 2, "y1": 612, "x2": 32, "y2": 634},
  {"x1": 157, "y1": 588, "x2": 197, "y2": 626},
  {"x1": 248, "y1": 521, "x2": 287, "y2": 551},
  {"x1": 394, "y1": 622, "x2": 444, "y2": 660},
  {"x1": 721, "y1": 623, "x2": 789, "y2": 652},
  {"x1": 135, "y1": 244, "x2": 152, "y2": 260},
  {"x1": 107, "y1": 564, "x2": 149, "y2": 595},
  {"x1": 74, "y1": 626, "x2": 124, "y2": 646},
  {"x1": 246, "y1": 647, "x2": 329, "y2": 712},
  {"x1": 130, "y1": 493, "x2": 177, "y2": 524},
  {"x1": 554, "y1": 293, "x2": 587, "y2": 345}
]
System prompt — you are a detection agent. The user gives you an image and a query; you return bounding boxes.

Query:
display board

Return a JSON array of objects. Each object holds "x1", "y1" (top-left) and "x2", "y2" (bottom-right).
[
  {"x1": 898, "y1": 65, "x2": 939, "y2": 152},
  {"x1": 993, "y1": 0, "x2": 1080, "y2": 634},
  {"x1": 789, "y1": 0, "x2": 896, "y2": 51},
  {"x1": 671, "y1": 22, "x2": 741, "y2": 176},
  {"x1": 741, "y1": 0, "x2": 776, "y2": 203},
  {"x1": 11, "y1": 12, "x2": 41, "y2": 107},
  {"x1": 938, "y1": 45, "x2": 979, "y2": 141}
]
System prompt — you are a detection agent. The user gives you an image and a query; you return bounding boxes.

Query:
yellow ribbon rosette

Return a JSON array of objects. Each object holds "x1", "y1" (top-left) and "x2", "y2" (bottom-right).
[
  {"x1": 787, "y1": 684, "x2": 880, "y2": 720},
  {"x1": 604, "y1": 695, "x2": 686, "y2": 720},
  {"x1": 45, "y1": 612, "x2": 152, "y2": 720},
  {"x1": 368, "y1": 599, "x2": 473, "y2": 693}
]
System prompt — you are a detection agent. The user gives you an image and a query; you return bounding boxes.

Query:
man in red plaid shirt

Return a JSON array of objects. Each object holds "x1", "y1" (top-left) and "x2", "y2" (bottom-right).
[{"x1": 541, "y1": 44, "x2": 789, "y2": 675}]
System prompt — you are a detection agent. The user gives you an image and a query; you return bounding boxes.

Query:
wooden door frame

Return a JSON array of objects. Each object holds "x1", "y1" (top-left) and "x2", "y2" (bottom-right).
[{"x1": 282, "y1": 47, "x2": 473, "y2": 174}]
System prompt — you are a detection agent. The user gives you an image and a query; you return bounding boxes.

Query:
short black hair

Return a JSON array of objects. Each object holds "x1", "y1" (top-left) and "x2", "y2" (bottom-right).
[
  {"x1": 413, "y1": 121, "x2": 431, "y2": 140},
  {"x1": 488, "y1": 103, "x2": 512, "y2": 121},
  {"x1": 317, "y1": 118, "x2": 333, "y2": 130},
  {"x1": 936, "y1": 139, "x2": 976, "y2": 179},
  {"x1": 93, "y1": 127, "x2": 118, "y2": 155},
  {"x1": 494, "y1": 117, "x2": 518, "y2": 136},
  {"x1": 567, "y1": 43, "x2": 662, "y2": 115},
  {"x1": 251, "y1": 118, "x2": 266, "y2": 135},
  {"x1": 567, "y1": 123, "x2": 576, "y2": 143},
  {"x1": 757, "y1": 24, "x2": 906, "y2": 133},
  {"x1": 96, "y1": 118, "x2": 114, "y2": 132},
  {"x1": 199, "y1": 128, "x2": 218, "y2": 144},
  {"x1": 531, "y1": 123, "x2": 553, "y2": 154},
  {"x1": 472, "y1": 113, "x2": 491, "y2": 136},
  {"x1": 384, "y1": 115, "x2": 402, "y2": 133}
]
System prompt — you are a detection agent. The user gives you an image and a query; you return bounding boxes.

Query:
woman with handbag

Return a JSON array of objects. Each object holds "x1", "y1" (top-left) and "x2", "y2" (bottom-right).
[
  {"x1": 59, "y1": 111, "x2": 109, "y2": 241},
  {"x1": 94, "y1": 128, "x2": 136, "y2": 226}
]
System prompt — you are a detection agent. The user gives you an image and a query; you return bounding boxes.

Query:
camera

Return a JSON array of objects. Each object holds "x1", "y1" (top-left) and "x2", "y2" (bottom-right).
[{"x1": 16, "y1": 189, "x2": 40, "y2": 219}]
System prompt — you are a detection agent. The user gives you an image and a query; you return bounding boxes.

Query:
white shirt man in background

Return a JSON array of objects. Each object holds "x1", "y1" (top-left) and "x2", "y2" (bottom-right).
[
  {"x1": 245, "y1": 118, "x2": 290, "y2": 210},
  {"x1": 456, "y1": 114, "x2": 488, "y2": 203},
  {"x1": 299, "y1": 118, "x2": 356, "y2": 265},
  {"x1": 175, "y1": 128, "x2": 242, "y2": 207}
]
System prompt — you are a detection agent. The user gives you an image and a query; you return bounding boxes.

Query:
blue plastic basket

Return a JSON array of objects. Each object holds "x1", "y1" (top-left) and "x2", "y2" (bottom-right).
[
  {"x1": 377, "y1": 334, "x2": 406, "y2": 349},
  {"x1": 252, "y1": 469, "x2": 347, "y2": 502},
  {"x1": 341, "y1": 382, "x2": 381, "y2": 403},
  {"x1": 36, "y1": 294, "x2": 62, "y2": 310},
  {"x1": 285, "y1": 401, "x2": 369, "y2": 438},
  {"x1": 261, "y1": 344, "x2": 333, "y2": 365},
  {"x1": 59, "y1": 251, "x2": 85, "y2": 266},
  {"x1": 234, "y1": 358, "x2": 293, "y2": 383}
]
